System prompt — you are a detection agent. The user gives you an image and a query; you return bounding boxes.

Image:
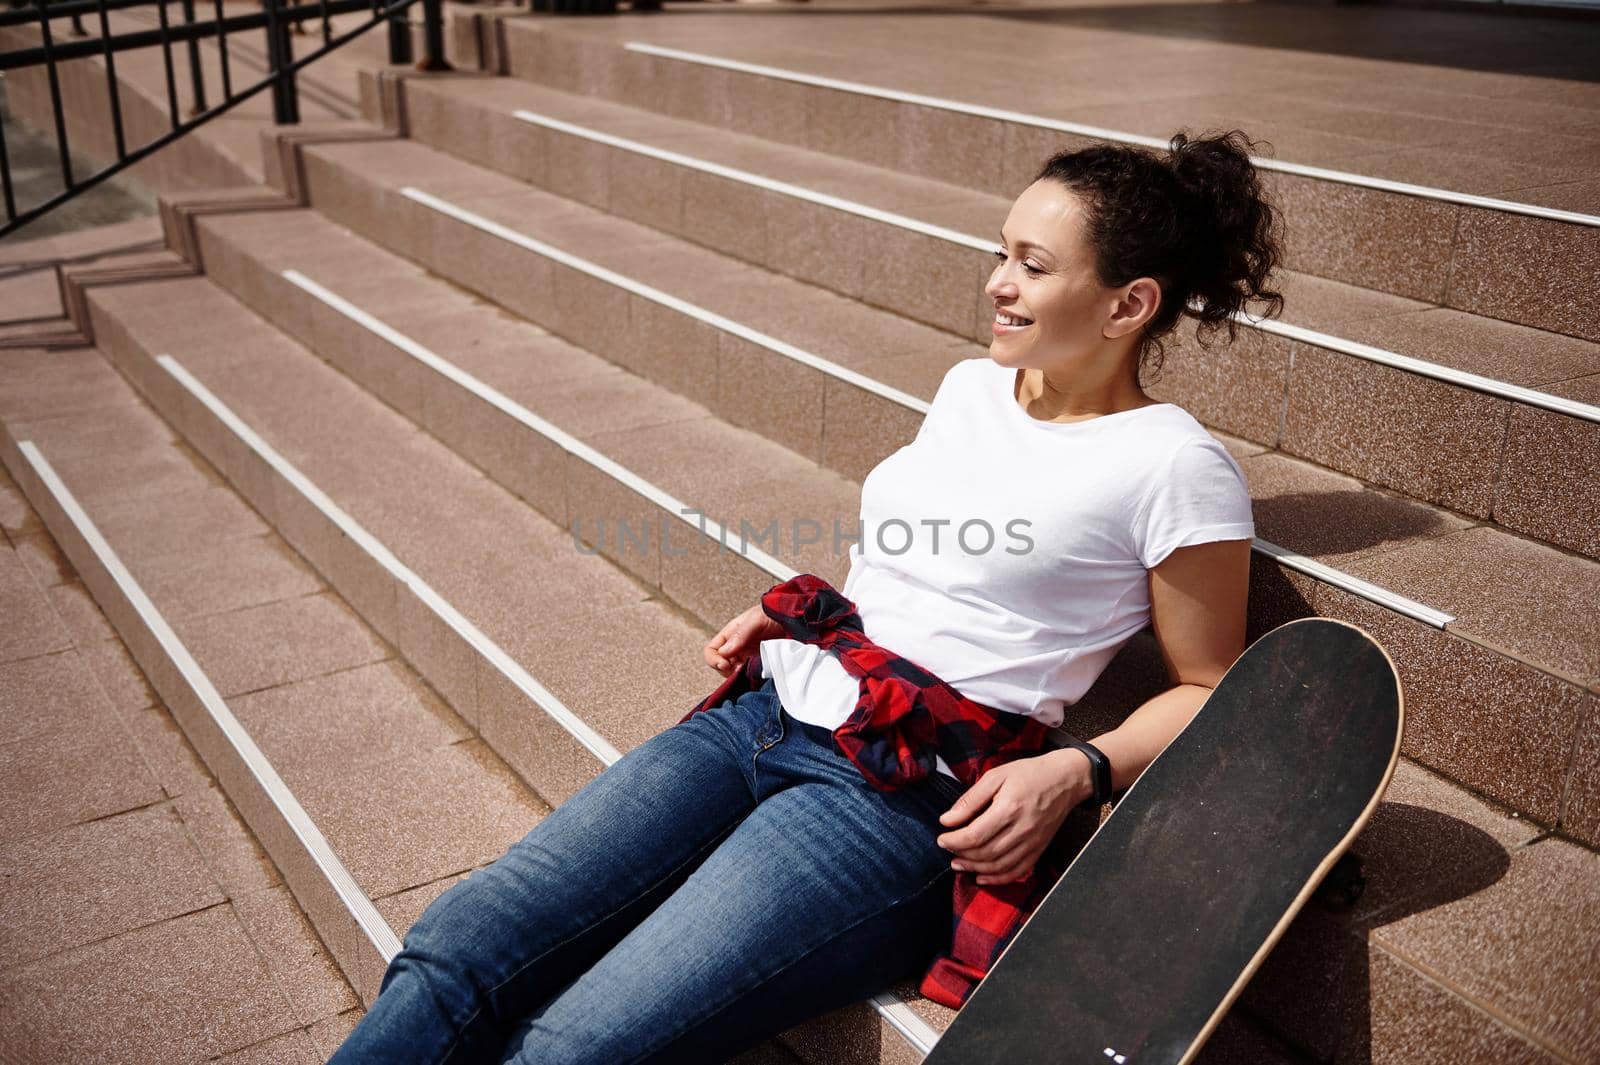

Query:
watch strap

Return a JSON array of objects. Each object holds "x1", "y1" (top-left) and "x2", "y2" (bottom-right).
[{"x1": 1063, "y1": 736, "x2": 1113, "y2": 806}]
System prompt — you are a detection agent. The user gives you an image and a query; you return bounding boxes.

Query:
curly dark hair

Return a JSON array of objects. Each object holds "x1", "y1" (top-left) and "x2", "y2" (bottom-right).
[{"x1": 1033, "y1": 129, "x2": 1285, "y2": 381}]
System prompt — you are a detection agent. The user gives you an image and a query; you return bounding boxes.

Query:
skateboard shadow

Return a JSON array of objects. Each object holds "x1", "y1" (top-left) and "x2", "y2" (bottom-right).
[{"x1": 1239, "y1": 801, "x2": 1515, "y2": 1062}]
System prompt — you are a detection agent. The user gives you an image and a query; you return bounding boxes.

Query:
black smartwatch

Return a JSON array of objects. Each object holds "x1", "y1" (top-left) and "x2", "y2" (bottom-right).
[{"x1": 1062, "y1": 736, "x2": 1114, "y2": 806}]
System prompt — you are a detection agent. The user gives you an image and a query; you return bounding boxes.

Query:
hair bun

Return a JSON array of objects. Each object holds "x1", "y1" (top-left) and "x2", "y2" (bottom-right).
[{"x1": 1033, "y1": 131, "x2": 1285, "y2": 381}]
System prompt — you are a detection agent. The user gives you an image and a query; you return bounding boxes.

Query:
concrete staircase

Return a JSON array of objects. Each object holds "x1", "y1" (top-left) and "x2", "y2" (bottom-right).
[{"x1": 2, "y1": 4, "x2": 1597, "y2": 1063}]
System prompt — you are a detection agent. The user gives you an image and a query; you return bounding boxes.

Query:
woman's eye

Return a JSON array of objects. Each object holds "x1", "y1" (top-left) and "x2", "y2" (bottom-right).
[{"x1": 992, "y1": 250, "x2": 1044, "y2": 276}]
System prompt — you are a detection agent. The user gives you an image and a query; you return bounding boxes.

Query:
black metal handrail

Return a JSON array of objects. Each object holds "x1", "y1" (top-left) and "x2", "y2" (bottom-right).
[{"x1": 0, "y1": 0, "x2": 448, "y2": 239}]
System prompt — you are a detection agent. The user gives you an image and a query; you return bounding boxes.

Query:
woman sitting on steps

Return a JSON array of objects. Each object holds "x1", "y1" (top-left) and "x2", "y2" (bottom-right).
[{"x1": 329, "y1": 127, "x2": 1284, "y2": 1065}]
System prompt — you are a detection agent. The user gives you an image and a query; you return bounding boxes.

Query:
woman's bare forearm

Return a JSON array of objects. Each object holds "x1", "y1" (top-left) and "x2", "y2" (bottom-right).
[{"x1": 1062, "y1": 683, "x2": 1214, "y2": 795}]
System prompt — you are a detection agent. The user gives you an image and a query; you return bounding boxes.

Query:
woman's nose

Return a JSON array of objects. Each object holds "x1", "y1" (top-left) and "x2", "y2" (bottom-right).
[{"x1": 985, "y1": 264, "x2": 1015, "y2": 301}]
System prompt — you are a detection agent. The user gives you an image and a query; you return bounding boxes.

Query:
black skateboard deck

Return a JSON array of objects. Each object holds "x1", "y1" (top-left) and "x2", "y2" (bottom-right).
[{"x1": 923, "y1": 617, "x2": 1403, "y2": 1065}]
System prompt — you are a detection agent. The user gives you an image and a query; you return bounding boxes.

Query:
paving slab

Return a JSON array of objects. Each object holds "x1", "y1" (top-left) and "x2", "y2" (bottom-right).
[
  {"x1": 1315, "y1": 587, "x2": 1591, "y2": 826},
  {"x1": 0, "y1": 904, "x2": 299, "y2": 1065},
  {"x1": 77, "y1": 636, "x2": 159, "y2": 716},
  {"x1": 1345, "y1": 526, "x2": 1600, "y2": 685},
  {"x1": 46, "y1": 580, "x2": 120, "y2": 647},
  {"x1": 231, "y1": 884, "x2": 361, "y2": 1028},
  {"x1": 112, "y1": 696, "x2": 216, "y2": 801},
  {"x1": 170, "y1": 783, "x2": 283, "y2": 899},
  {"x1": 228, "y1": 660, "x2": 470, "y2": 787},
  {"x1": 0, "y1": 801, "x2": 222, "y2": 970},
  {"x1": 87, "y1": 482, "x2": 271, "y2": 564},
  {"x1": 0, "y1": 695, "x2": 163, "y2": 845},
  {"x1": 0, "y1": 647, "x2": 111, "y2": 745},
  {"x1": 1367, "y1": 837, "x2": 1600, "y2": 1063},
  {"x1": 1239, "y1": 453, "x2": 1472, "y2": 571},
  {"x1": 308, "y1": 1008, "x2": 364, "y2": 1059},
  {"x1": 1336, "y1": 945, "x2": 1564, "y2": 1065},
  {"x1": 372, "y1": 870, "x2": 471, "y2": 939},
  {"x1": 215, "y1": 1028, "x2": 326, "y2": 1065},
  {"x1": 291, "y1": 738, "x2": 545, "y2": 900},
  {"x1": 119, "y1": 533, "x2": 323, "y2": 622},
  {"x1": 516, "y1": 5, "x2": 1600, "y2": 202},
  {"x1": 8, "y1": 526, "x2": 75, "y2": 591},
  {"x1": 169, "y1": 592, "x2": 391, "y2": 698}
]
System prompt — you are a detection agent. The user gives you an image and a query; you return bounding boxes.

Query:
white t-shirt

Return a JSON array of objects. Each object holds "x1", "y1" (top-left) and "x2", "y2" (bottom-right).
[{"x1": 759, "y1": 356, "x2": 1255, "y2": 780}]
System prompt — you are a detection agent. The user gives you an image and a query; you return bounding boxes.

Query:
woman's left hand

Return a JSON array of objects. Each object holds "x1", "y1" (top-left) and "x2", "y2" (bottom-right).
[{"x1": 934, "y1": 750, "x2": 1092, "y2": 885}]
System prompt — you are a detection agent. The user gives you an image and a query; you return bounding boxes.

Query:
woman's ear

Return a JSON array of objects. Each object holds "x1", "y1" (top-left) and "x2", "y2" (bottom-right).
[{"x1": 1104, "y1": 278, "x2": 1162, "y2": 339}]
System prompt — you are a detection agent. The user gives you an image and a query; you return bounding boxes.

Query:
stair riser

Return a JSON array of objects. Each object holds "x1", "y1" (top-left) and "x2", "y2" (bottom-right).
[
  {"x1": 392, "y1": 77, "x2": 995, "y2": 344},
  {"x1": 0, "y1": 404, "x2": 393, "y2": 1007},
  {"x1": 83, "y1": 272, "x2": 613, "y2": 818},
  {"x1": 188, "y1": 181, "x2": 1594, "y2": 837},
  {"x1": 191, "y1": 216, "x2": 838, "y2": 639},
  {"x1": 385, "y1": 78, "x2": 1600, "y2": 557},
  {"x1": 291, "y1": 147, "x2": 917, "y2": 486},
  {"x1": 487, "y1": 19, "x2": 1600, "y2": 343},
  {"x1": 72, "y1": 250, "x2": 920, "y2": 1065}
]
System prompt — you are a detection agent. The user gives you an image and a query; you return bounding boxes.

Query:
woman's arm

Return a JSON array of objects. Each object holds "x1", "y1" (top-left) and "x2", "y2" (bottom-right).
[
  {"x1": 936, "y1": 536, "x2": 1253, "y2": 885},
  {"x1": 1076, "y1": 534, "x2": 1252, "y2": 791}
]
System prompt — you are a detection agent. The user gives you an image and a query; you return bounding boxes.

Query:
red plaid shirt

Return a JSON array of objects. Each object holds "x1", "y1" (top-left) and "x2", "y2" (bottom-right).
[{"x1": 678, "y1": 573, "x2": 1075, "y2": 1010}]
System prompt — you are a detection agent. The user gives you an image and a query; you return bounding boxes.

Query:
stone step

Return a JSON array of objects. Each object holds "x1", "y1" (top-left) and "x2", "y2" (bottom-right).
[
  {"x1": 466, "y1": 13, "x2": 1600, "y2": 346},
  {"x1": 0, "y1": 311, "x2": 812, "y2": 1063},
  {"x1": 66, "y1": 264, "x2": 883, "y2": 1063},
  {"x1": 0, "y1": 442, "x2": 357, "y2": 1062},
  {"x1": 256, "y1": 132, "x2": 1596, "y2": 833},
  {"x1": 0, "y1": 340, "x2": 551, "y2": 1040},
  {"x1": 372, "y1": 69, "x2": 1600, "y2": 558},
  {"x1": 53, "y1": 258, "x2": 1596, "y2": 1063}
]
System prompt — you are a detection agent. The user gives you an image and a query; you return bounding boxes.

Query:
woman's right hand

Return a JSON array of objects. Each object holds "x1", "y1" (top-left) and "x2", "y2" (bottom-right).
[{"x1": 704, "y1": 603, "x2": 786, "y2": 678}]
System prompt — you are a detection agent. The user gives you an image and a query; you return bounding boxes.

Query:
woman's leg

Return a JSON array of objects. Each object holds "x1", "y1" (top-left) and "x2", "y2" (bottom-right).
[
  {"x1": 496, "y1": 697, "x2": 963, "y2": 1065},
  {"x1": 327, "y1": 682, "x2": 784, "y2": 1065}
]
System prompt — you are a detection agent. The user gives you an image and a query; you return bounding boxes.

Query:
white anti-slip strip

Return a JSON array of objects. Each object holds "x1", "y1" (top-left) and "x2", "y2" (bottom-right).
[
  {"x1": 871, "y1": 993, "x2": 940, "y2": 1056},
  {"x1": 249, "y1": 271, "x2": 934, "y2": 1055},
  {"x1": 398, "y1": 186, "x2": 932, "y2": 417},
  {"x1": 279, "y1": 269, "x2": 796, "y2": 582},
  {"x1": 1254, "y1": 539, "x2": 1454, "y2": 629},
  {"x1": 1251, "y1": 319, "x2": 1600, "y2": 425},
  {"x1": 154, "y1": 355, "x2": 627, "y2": 768},
  {"x1": 506, "y1": 102, "x2": 1599, "y2": 426},
  {"x1": 395, "y1": 187, "x2": 1460, "y2": 631},
  {"x1": 623, "y1": 41, "x2": 1600, "y2": 230},
  {"x1": 17, "y1": 440, "x2": 404, "y2": 962},
  {"x1": 261, "y1": 273, "x2": 937, "y2": 1054},
  {"x1": 510, "y1": 109, "x2": 995, "y2": 254}
]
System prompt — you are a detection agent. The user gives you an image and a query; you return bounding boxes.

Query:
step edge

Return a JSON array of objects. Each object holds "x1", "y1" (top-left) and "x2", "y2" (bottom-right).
[
  {"x1": 85, "y1": 279, "x2": 948, "y2": 1054},
  {"x1": 3, "y1": 434, "x2": 399, "y2": 1006},
  {"x1": 402, "y1": 79, "x2": 1600, "y2": 428}
]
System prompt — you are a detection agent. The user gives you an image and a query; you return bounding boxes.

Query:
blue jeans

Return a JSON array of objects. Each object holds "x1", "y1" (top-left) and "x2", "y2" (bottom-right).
[{"x1": 328, "y1": 676, "x2": 964, "y2": 1064}]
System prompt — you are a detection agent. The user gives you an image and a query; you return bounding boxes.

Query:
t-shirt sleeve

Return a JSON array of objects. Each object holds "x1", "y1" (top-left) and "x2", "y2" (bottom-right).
[
  {"x1": 1133, "y1": 436, "x2": 1256, "y2": 569},
  {"x1": 912, "y1": 358, "x2": 969, "y2": 442}
]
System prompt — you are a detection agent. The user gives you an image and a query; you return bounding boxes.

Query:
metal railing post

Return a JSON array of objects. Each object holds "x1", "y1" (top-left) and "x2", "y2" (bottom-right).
[
  {"x1": 0, "y1": 117, "x2": 16, "y2": 224},
  {"x1": 262, "y1": 0, "x2": 299, "y2": 124},
  {"x1": 95, "y1": 0, "x2": 128, "y2": 158},
  {"x1": 153, "y1": 0, "x2": 181, "y2": 127},
  {"x1": 417, "y1": 0, "x2": 446, "y2": 71},
  {"x1": 211, "y1": 0, "x2": 232, "y2": 99},
  {"x1": 386, "y1": 0, "x2": 411, "y2": 65},
  {"x1": 179, "y1": 0, "x2": 206, "y2": 114},
  {"x1": 34, "y1": 0, "x2": 75, "y2": 188},
  {"x1": 1, "y1": 0, "x2": 431, "y2": 237}
]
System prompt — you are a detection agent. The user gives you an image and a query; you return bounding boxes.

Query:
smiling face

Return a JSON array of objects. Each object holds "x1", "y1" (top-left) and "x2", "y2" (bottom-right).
[{"x1": 985, "y1": 180, "x2": 1145, "y2": 382}]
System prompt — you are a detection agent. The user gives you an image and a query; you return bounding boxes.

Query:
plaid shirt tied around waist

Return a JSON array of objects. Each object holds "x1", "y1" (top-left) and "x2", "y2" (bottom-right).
[{"x1": 677, "y1": 572, "x2": 1074, "y2": 1010}]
